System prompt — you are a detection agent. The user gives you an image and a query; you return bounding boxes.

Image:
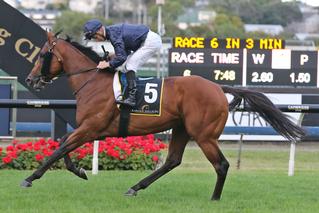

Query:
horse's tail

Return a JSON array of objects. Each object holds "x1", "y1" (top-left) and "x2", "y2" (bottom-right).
[{"x1": 221, "y1": 85, "x2": 306, "y2": 142}]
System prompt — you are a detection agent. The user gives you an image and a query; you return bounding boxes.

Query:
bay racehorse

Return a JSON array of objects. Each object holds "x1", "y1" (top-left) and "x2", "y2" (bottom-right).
[{"x1": 23, "y1": 32, "x2": 305, "y2": 200}]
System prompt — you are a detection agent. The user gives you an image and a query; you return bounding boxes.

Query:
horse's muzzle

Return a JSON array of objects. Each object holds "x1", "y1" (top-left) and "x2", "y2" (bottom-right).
[{"x1": 25, "y1": 75, "x2": 47, "y2": 91}]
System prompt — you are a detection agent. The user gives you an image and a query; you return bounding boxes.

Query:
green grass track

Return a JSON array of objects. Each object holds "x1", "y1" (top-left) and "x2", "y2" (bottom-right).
[{"x1": 0, "y1": 143, "x2": 318, "y2": 213}]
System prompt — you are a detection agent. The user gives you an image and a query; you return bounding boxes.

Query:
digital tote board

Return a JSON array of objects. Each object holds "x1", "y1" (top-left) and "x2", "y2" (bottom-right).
[{"x1": 169, "y1": 37, "x2": 318, "y2": 88}]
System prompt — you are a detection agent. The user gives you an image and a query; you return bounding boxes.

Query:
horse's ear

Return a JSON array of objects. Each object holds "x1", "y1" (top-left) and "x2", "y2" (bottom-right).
[
  {"x1": 47, "y1": 31, "x2": 55, "y2": 43},
  {"x1": 54, "y1": 29, "x2": 63, "y2": 38}
]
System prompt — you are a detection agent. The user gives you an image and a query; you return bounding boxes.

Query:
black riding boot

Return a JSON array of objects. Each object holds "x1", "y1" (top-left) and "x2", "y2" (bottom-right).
[{"x1": 117, "y1": 71, "x2": 137, "y2": 107}]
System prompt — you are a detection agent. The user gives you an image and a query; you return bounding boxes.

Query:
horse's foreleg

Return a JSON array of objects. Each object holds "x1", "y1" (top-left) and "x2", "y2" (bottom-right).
[
  {"x1": 197, "y1": 139, "x2": 229, "y2": 201},
  {"x1": 59, "y1": 133, "x2": 88, "y2": 180},
  {"x1": 21, "y1": 130, "x2": 88, "y2": 187},
  {"x1": 125, "y1": 126, "x2": 189, "y2": 196}
]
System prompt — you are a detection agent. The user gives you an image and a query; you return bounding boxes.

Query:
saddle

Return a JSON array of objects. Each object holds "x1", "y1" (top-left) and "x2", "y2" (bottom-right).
[
  {"x1": 113, "y1": 71, "x2": 163, "y2": 116},
  {"x1": 113, "y1": 71, "x2": 164, "y2": 137}
]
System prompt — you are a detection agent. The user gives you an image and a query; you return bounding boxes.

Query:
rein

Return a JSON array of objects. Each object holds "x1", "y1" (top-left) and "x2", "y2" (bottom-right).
[
  {"x1": 63, "y1": 67, "x2": 98, "y2": 77},
  {"x1": 71, "y1": 68, "x2": 100, "y2": 96},
  {"x1": 56, "y1": 67, "x2": 100, "y2": 96},
  {"x1": 66, "y1": 67, "x2": 115, "y2": 96}
]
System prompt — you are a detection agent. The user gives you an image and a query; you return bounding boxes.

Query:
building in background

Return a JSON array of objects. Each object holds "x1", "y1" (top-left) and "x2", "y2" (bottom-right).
[
  {"x1": 51, "y1": 0, "x2": 66, "y2": 4},
  {"x1": 21, "y1": 9, "x2": 61, "y2": 30},
  {"x1": 4, "y1": 0, "x2": 68, "y2": 9},
  {"x1": 177, "y1": 8, "x2": 216, "y2": 30},
  {"x1": 4, "y1": 0, "x2": 18, "y2": 7},
  {"x1": 286, "y1": 3, "x2": 319, "y2": 40},
  {"x1": 20, "y1": 0, "x2": 49, "y2": 10},
  {"x1": 244, "y1": 24, "x2": 284, "y2": 35},
  {"x1": 68, "y1": 0, "x2": 100, "y2": 14}
]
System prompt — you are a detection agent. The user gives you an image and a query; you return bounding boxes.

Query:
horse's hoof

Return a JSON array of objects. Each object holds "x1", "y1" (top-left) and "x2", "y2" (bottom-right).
[
  {"x1": 79, "y1": 168, "x2": 88, "y2": 180},
  {"x1": 211, "y1": 197, "x2": 221, "y2": 201},
  {"x1": 124, "y1": 188, "x2": 137, "y2": 196},
  {"x1": 20, "y1": 180, "x2": 32, "y2": 188}
]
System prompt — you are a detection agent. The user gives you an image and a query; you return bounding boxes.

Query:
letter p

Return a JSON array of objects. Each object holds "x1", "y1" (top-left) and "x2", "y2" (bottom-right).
[{"x1": 300, "y1": 54, "x2": 309, "y2": 65}]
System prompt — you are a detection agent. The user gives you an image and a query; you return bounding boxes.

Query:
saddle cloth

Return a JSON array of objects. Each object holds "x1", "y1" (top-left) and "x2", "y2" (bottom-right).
[{"x1": 113, "y1": 71, "x2": 163, "y2": 116}]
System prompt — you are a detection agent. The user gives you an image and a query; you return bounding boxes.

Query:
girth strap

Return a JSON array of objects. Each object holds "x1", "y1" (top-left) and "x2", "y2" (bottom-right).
[{"x1": 118, "y1": 105, "x2": 131, "y2": 137}]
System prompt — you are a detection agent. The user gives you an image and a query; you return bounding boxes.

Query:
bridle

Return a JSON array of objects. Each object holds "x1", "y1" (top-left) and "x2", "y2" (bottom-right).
[
  {"x1": 38, "y1": 39, "x2": 63, "y2": 84},
  {"x1": 38, "y1": 38, "x2": 100, "y2": 96},
  {"x1": 47, "y1": 39, "x2": 63, "y2": 63}
]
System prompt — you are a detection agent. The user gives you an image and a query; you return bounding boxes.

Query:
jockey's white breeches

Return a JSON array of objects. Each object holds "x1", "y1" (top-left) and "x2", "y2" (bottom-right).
[{"x1": 123, "y1": 30, "x2": 162, "y2": 73}]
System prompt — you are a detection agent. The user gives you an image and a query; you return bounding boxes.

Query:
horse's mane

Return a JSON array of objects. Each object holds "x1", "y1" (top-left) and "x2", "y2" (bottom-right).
[{"x1": 64, "y1": 36, "x2": 102, "y2": 64}]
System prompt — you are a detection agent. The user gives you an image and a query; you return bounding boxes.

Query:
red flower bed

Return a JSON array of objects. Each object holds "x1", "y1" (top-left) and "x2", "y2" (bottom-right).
[{"x1": 0, "y1": 135, "x2": 166, "y2": 170}]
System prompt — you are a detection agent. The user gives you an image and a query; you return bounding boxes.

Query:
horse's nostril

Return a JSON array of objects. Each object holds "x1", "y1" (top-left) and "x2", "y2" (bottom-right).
[{"x1": 25, "y1": 77, "x2": 32, "y2": 85}]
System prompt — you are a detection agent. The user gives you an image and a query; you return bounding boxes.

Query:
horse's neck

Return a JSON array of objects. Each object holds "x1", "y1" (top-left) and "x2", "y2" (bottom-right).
[{"x1": 60, "y1": 43, "x2": 114, "y2": 98}]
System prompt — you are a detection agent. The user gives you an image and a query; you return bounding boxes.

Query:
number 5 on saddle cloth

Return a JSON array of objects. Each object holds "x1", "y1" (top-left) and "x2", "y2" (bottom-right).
[{"x1": 113, "y1": 71, "x2": 164, "y2": 136}]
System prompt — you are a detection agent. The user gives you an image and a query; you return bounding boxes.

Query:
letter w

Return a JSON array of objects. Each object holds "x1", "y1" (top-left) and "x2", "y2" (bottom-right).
[{"x1": 252, "y1": 54, "x2": 265, "y2": 64}]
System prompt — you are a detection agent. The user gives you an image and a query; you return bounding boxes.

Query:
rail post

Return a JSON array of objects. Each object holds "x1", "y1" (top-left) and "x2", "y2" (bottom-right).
[
  {"x1": 92, "y1": 140, "x2": 99, "y2": 175},
  {"x1": 288, "y1": 113, "x2": 305, "y2": 176}
]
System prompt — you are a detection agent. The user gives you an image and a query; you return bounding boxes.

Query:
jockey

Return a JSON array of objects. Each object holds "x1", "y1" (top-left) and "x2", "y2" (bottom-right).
[{"x1": 83, "y1": 19, "x2": 162, "y2": 107}]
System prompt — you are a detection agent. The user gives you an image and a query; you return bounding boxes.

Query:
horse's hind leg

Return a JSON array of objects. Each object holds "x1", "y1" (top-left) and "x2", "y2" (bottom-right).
[
  {"x1": 197, "y1": 139, "x2": 229, "y2": 200},
  {"x1": 125, "y1": 125, "x2": 190, "y2": 196},
  {"x1": 59, "y1": 133, "x2": 88, "y2": 180}
]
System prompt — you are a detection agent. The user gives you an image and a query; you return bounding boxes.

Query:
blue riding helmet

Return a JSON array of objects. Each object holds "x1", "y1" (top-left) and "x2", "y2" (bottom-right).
[{"x1": 83, "y1": 19, "x2": 103, "y2": 40}]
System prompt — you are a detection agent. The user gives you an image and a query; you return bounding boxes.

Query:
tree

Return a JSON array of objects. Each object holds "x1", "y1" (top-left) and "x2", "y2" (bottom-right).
[
  {"x1": 148, "y1": 0, "x2": 193, "y2": 35},
  {"x1": 53, "y1": 10, "x2": 111, "y2": 42},
  {"x1": 260, "y1": 2, "x2": 302, "y2": 26},
  {"x1": 212, "y1": 13, "x2": 245, "y2": 38},
  {"x1": 46, "y1": 2, "x2": 69, "y2": 11},
  {"x1": 209, "y1": 0, "x2": 302, "y2": 26}
]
